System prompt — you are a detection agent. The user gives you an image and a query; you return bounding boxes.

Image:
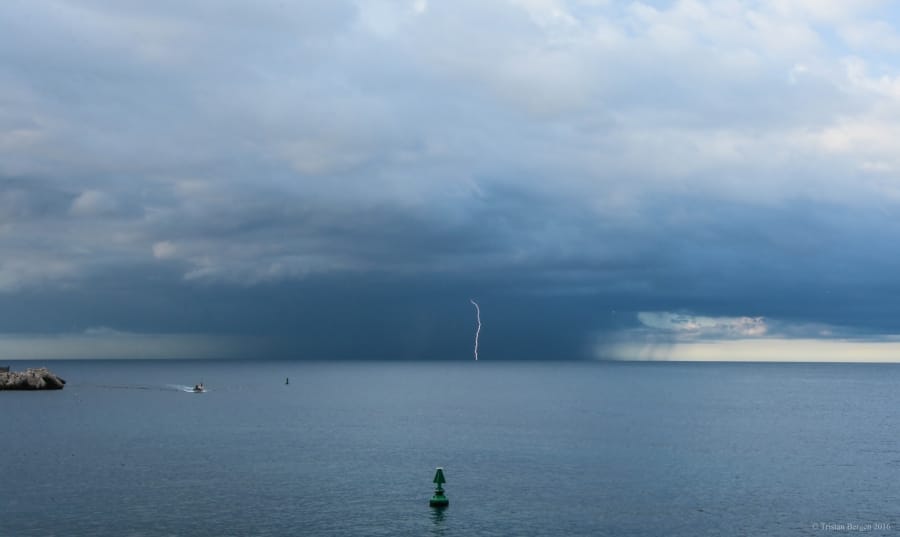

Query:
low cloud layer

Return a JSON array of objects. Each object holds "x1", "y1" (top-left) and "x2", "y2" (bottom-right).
[
  {"x1": 604, "y1": 338, "x2": 900, "y2": 363},
  {"x1": 637, "y1": 312, "x2": 769, "y2": 339},
  {"x1": 4, "y1": 1, "x2": 900, "y2": 359},
  {"x1": 0, "y1": 328, "x2": 251, "y2": 360}
]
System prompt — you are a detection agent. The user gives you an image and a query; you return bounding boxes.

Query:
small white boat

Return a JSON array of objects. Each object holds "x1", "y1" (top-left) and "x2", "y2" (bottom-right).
[{"x1": 192, "y1": 383, "x2": 205, "y2": 393}]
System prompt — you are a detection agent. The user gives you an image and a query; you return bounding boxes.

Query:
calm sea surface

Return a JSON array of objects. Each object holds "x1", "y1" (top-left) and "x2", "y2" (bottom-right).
[{"x1": 3, "y1": 360, "x2": 900, "y2": 536}]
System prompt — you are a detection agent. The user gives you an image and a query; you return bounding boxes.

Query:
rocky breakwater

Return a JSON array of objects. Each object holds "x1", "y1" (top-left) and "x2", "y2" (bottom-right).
[{"x1": 0, "y1": 367, "x2": 66, "y2": 390}]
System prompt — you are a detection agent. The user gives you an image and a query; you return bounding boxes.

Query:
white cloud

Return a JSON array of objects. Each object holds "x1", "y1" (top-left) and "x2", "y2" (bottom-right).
[
  {"x1": 637, "y1": 311, "x2": 768, "y2": 339},
  {"x1": 70, "y1": 190, "x2": 118, "y2": 217},
  {"x1": 509, "y1": 0, "x2": 578, "y2": 28},
  {"x1": 0, "y1": 257, "x2": 75, "y2": 292},
  {"x1": 5, "y1": 0, "x2": 900, "y2": 293},
  {"x1": 604, "y1": 338, "x2": 900, "y2": 363},
  {"x1": 152, "y1": 240, "x2": 177, "y2": 259},
  {"x1": 356, "y1": 0, "x2": 424, "y2": 37},
  {"x1": 839, "y1": 19, "x2": 900, "y2": 53},
  {"x1": 599, "y1": 311, "x2": 900, "y2": 362},
  {"x1": 770, "y1": 0, "x2": 883, "y2": 24},
  {"x1": 279, "y1": 138, "x2": 374, "y2": 176}
]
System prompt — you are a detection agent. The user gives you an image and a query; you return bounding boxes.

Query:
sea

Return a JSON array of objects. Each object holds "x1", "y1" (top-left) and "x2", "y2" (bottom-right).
[{"x1": 3, "y1": 360, "x2": 899, "y2": 536}]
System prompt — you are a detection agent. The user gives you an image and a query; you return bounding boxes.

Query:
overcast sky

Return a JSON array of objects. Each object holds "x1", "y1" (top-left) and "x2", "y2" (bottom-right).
[{"x1": 4, "y1": 0, "x2": 900, "y2": 360}]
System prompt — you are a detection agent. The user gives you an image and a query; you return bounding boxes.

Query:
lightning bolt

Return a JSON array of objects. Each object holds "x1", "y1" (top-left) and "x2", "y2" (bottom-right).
[{"x1": 470, "y1": 299, "x2": 481, "y2": 361}]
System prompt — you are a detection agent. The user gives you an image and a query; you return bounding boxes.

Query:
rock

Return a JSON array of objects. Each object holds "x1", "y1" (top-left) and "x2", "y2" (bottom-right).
[{"x1": 0, "y1": 367, "x2": 66, "y2": 390}]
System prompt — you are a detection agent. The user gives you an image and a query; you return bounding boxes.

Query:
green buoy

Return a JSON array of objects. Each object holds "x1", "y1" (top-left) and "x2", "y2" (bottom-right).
[{"x1": 429, "y1": 467, "x2": 449, "y2": 508}]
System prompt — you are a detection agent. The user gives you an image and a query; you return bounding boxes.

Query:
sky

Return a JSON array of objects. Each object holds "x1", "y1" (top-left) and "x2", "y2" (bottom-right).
[{"x1": 4, "y1": 0, "x2": 900, "y2": 361}]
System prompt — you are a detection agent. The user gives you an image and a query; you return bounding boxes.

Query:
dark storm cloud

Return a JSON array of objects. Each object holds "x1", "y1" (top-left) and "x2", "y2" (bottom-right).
[{"x1": 4, "y1": 1, "x2": 900, "y2": 359}]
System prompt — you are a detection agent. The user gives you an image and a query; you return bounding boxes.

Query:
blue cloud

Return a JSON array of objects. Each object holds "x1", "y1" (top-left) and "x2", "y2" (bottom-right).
[{"x1": 4, "y1": 1, "x2": 900, "y2": 358}]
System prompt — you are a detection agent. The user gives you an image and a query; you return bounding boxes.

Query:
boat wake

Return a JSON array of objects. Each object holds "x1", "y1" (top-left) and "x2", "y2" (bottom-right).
[
  {"x1": 85, "y1": 383, "x2": 208, "y2": 393},
  {"x1": 89, "y1": 383, "x2": 166, "y2": 391},
  {"x1": 167, "y1": 384, "x2": 208, "y2": 393}
]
